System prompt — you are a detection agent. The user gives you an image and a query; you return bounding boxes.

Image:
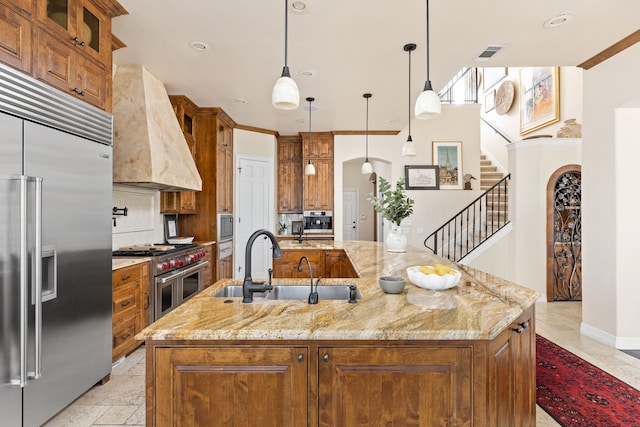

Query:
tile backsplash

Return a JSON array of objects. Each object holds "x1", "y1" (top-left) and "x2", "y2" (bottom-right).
[{"x1": 112, "y1": 184, "x2": 164, "y2": 249}]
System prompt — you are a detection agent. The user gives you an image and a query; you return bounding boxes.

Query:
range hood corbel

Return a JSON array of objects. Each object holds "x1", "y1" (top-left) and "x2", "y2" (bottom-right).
[{"x1": 112, "y1": 65, "x2": 202, "y2": 192}]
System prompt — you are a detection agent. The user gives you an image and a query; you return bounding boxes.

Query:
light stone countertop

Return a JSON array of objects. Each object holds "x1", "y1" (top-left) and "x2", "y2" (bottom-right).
[
  {"x1": 112, "y1": 257, "x2": 151, "y2": 271},
  {"x1": 137, "y1": 241, "x2": 540, "y2": 342}
]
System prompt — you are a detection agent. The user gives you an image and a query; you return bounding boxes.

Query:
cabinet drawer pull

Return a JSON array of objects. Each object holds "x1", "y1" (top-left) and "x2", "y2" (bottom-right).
[
  {"x1": 322, "y1": 354, "x2": 329, "y2": 362},
  {"x1": 121, "y1": 300, "x2": 131, "y2": 307},
  {"x1": 121, "y1": 274, "x2": 131, "y2": 281},
  {"x1": 121, "y1": 333, "x2": 131, "y2": 340}
]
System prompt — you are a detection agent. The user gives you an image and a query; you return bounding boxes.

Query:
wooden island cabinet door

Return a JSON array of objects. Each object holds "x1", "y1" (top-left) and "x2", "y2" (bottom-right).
[
  {"x1": 153, "y1": 346, "x2": 308, "y2": 427},
  {"x1": 318, "y1": 346, "x2": 472, "y2": 426}
]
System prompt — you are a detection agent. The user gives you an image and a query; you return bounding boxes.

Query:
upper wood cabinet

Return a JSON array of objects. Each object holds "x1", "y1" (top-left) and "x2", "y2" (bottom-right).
[
  {"x1": 0, "y1": 1, "x2": 33, "y2": 73},
  {"x1": 302, "y1": 132, "x2": 334, "y2": 211},
  {"x1": 277, "y1": 135, "x2": 302, "y2": 213},
  {"x1": 0, "y1": 0, "x2": 126, "y2": 111},
  {"x1": 161, "y1": 96, "x2": 199, "y2": 214},
  {"x1": 303, "y1": 131, "x2": 333, "y2": 159},
  {"x1": 177, "y1": 106, "x2": 236, "y2": 242}
]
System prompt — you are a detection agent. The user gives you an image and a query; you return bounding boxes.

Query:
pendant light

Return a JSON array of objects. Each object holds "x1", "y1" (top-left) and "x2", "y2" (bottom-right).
[
  {"x1": 361, "y1": 93, "x2": 373, "y2": 175},
  {"x1": 272, "y1": 0, "x2": 299, "y2": 110},
  {"x1": 402, "y1": 43, "x2": 417, "y2": 157},
  {"x1": 304, "y1": 97, "x2": 316, "y2": 175},
  {"x1": 415, "y1": 0, "x2": 441, "y2": 119}
]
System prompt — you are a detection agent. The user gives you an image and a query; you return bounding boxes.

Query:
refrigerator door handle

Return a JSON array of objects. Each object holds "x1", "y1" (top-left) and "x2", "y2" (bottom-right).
[
  {"x1": 17, "y1": 176, "x2": 28, "y2": 387},
  {"x1": 29, "y1": 176, "x2": 43, "y2": 380}
]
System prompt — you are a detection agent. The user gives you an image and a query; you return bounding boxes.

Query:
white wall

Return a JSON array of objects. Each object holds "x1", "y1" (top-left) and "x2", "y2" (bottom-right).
[
  {"x1": 334, "y1": 104, "x2": 482, "y2": 249},
  {"x1": 506, "y1": 139, "x2": 581, "y2": 298},
  {"x1": 479, "y1": 66, "x2": 584, "y2": 171},
  {"x1": 582, "y1": 43, "x2": 640, "y2": 348}
]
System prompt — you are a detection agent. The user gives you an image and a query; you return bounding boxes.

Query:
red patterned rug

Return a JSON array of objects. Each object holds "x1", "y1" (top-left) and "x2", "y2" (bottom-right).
[{"x1": 536, "y1": 334, "x2": 640, "y2": 426}]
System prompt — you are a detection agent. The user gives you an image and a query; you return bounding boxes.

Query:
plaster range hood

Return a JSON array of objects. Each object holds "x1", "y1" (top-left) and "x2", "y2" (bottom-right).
[{"x1": 112, "y1": 65, "x2": 202, "y2": 192}]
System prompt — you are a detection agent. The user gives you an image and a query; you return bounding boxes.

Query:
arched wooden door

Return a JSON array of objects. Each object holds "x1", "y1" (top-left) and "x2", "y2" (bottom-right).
[{"x1": 546, "y1": 165, "x2": 582, "y2": 301}]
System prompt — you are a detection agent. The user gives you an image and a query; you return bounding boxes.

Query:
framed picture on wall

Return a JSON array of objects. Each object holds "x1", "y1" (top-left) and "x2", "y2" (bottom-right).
[
  {"x1": 519, "y1": 67, "x2": 560, "y2": 135},
  {"x1": 404, "y1": 165, "x2": 439, "y2": 190},
  {"x1": 432, "y1": 141, "x2": 463, "y2": 190}
]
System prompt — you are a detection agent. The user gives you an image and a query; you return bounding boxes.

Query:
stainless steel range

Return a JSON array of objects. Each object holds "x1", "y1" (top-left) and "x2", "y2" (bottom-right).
[{"x1": 113, "y1": 244, "x2": 209, "y2": 321}]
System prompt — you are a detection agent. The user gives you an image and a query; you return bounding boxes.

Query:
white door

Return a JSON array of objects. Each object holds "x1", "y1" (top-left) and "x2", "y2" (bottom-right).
[
  {"x1": 343, "y1": 189, "x2": 359, "y2": 240},
  {"x1": 235, "y1": 156, "x2": 274, "y2": 280}
]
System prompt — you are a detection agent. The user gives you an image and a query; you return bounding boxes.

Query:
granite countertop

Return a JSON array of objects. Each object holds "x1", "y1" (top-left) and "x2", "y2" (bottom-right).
[
  {"x1": 137, "y1": 241, "x2": 540, "y2": 342},
  {"x1": 112, "y1": 257, "x2": 151, "y2": 271}
]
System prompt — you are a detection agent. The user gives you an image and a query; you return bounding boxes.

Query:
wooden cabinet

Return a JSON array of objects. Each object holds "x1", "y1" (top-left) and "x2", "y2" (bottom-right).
[
  {"x1": 145, "y1": 326, "x2": 536, "y2": 426},
  {"x1": 324, "y1": 250, "x2": 358, "y2": 278},
  {"x1": 318, "y1": 346, "x2": 472, "y2": 426},
  {"x1": 34, "y1": 27, "x2": 108, "y2": 109},
  {"x1": 487, "y1": 306, "x2": 536, "y2": 426},
  {"x1": 272, "y1": 249, "x2": 323, "y2": 278},
  {"x1": 277, "y1": 135, "x2": 302, "y2": 213},
  {"x1": 112, "y1": 261, "x2": 149, "y2": 362},
  {"x1": 0, "y1": 1, "x2": 32, "y2": 73},
  {"x1": 161, "y1": 96, "x2": 199, "y2": 214},
  {"x1": 151, "y1": 346, "x2": 308, "y2": 427},
  {"x1": 216, "y1": 255, "x2": 232, "y2": 280},
  {"x1": 216, "y1": 120, "x2": 233, "y2": 213},
  {"x1": 200, "y1": 243, "x2": 213, "y2": 288},
  {"x1": 272, "y1": 249, "x2": 357, "y2": 278},
  {"x1": 177, "y1": 106, "x2": 236, "y2": 241},
  {"x1": 0, "y1": 0, "x2": 125, "y2": 111},
  {"x1": 302, "y1": 132, "x2": 334, "y2": 211}
]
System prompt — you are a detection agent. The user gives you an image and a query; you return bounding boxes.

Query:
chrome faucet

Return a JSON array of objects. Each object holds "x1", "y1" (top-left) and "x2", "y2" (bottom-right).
[
  {"x1": 297, "y1": 256, "x2": 319, "y2": 304},
  {"x1": 242, "y1": 229, "x2": 282, "y2": 303}
]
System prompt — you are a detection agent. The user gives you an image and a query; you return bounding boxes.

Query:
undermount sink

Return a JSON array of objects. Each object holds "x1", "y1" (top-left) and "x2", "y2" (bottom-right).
[{"x1": 213, "y1": 284, "x2": 361, "y2": 301}]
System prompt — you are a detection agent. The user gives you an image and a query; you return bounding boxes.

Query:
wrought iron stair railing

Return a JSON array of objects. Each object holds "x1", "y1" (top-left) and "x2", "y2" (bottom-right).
[{"x1": 424, "y1": 174, "x2": 510, "y2": 262}]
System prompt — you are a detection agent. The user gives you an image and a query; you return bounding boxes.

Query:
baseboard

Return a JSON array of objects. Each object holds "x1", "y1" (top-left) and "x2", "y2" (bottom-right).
[{"x1": 579, "y1": 322, "x2": 640, "y2": 349}]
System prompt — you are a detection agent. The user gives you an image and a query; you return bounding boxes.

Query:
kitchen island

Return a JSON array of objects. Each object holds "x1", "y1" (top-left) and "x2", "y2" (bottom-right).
[{"x1": 137, "y1": 241, "x2": 539, "y2": 426}]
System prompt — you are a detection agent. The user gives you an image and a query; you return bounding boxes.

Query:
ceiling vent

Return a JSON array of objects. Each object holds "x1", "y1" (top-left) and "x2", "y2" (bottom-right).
[{"x1": 474, "y1": 45, "x2": 506, "y2": 62}]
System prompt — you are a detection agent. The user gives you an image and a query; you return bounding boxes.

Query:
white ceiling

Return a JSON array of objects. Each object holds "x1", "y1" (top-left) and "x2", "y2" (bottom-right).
[{"x1": 112, "y1": 0, "x2": 640, "y2": 135}]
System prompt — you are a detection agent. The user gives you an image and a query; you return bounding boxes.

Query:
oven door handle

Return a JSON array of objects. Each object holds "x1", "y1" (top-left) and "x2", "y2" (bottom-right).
[
  {"x1": 180, "y1": 261, "x2": 208, "y2": 277},
  {"x1": 158, "y1": 261, "x2": 208, "y2": 284}
]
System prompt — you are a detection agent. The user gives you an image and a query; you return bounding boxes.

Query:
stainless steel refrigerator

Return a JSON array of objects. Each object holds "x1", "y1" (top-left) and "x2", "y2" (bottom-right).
[{"x1": 0, "y1": 64, "x2": 113, "y2": 426}]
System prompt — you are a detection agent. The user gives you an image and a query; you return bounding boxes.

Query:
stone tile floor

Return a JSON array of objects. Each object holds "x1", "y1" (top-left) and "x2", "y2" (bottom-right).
[{"x1": 45, "y1": 301, "x2": 640, "y2": 426}]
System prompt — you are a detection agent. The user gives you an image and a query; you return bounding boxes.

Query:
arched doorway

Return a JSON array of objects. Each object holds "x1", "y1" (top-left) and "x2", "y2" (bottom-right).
[{"x1": 546, "y1": 164, "x2": 582, "y2": 301}]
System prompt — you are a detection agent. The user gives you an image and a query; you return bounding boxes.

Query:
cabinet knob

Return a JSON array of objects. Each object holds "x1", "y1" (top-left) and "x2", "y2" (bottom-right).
[
  {"x1": 297, "y1": 354, "x2": 304, "y2": 362},
  {"x1": 71, "y1": 36, "x2": 86, "y2": 47},
  {"x1": 322, "y1": 354, "x2": 329, "y2": 362}
]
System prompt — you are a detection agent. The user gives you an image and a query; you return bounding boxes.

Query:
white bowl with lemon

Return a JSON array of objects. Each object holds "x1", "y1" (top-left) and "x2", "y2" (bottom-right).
[{"x1": 406, "y1": 264, "x2": 462, "y2": 290}]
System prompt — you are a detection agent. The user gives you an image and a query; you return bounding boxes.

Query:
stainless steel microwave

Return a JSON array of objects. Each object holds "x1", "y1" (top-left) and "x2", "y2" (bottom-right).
[{"x1": 217, "y1": 214, "x2": 233, "y2": 242}]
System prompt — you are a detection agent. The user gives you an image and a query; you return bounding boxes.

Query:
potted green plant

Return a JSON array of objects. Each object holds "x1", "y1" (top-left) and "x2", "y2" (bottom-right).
[{"x1": 367, "y1": 177, "x2": 414, "y2": 252}]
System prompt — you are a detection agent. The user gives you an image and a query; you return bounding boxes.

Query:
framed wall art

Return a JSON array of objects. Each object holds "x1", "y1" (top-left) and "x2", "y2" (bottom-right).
[
  {"x1": 519, "y1": 67, "x2": 559, "y2": 135},
  {"x1": 483, "y1": 67, "x2": 507, "y2": 91},
  {"x1": 432, "y1": 141, "x2": 463, "y2": 190},
  {"x1": 404, "y1": 165, "x2": 439, "y2": 190}
]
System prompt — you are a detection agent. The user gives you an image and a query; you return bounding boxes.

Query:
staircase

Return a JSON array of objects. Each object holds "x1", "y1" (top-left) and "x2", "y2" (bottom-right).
[{"x1": 480, "y1": 153, "x2": 508, "y2": 222}]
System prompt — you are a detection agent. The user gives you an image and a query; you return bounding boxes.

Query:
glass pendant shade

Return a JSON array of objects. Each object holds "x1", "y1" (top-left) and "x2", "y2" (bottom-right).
[
  {"x1": 272, "y1": 67, "x2": 299, "y2": 110},
  {"x1": 415, "y1": 81, "x2": 441, "y2": 119},
  {"x1": 415, "y1": 0, "x2": 441, "y2": 119},
  {"x1": 272, "y1": 0, "x2": 299, "y2": 110},
  {"x1": 304, "y1": 160, "x2": 316, "y2": 175},
  {"x1": 361, "y1": 161, "x2": 373, "y2": 175},
  {"x1": 402, "y1": 137, "x2": 417, "y2": 156}
]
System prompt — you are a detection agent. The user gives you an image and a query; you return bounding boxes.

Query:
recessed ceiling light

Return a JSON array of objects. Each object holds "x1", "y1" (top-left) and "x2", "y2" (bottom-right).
[
  {"x1": 296, "y1": 118, "x2": 306, "y2": 123},
  {"x1": 300, "y1": 70, "x2": 314, "y2": 77},
  {"x1": 234, "y1": 98, "x2": 248, "y2": 104},
  {"x1": 543, "y1": 14, "x2": 573, "y2": 28},
  {"x1": 290, "y1": 0, "x2": 308, "y2": 13},
  {"x1": 189, "y1": 40, "x2": 210, "y2": 51}
]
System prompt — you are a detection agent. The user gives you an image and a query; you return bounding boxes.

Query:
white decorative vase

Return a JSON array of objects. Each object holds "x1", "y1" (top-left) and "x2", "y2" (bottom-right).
[{"x1": 385, "y1": 226, "x2": 407, "y2": 253}]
